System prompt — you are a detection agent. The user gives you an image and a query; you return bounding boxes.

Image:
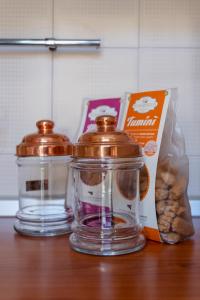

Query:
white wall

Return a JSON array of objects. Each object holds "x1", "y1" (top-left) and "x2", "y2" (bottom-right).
[{"x1": 0, "y1": 0, "x2": 199, "y2": 213}]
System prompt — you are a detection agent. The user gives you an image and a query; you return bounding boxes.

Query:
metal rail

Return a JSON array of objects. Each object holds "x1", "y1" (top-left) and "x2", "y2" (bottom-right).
[{"x1": 0, "y1": 38, "x2": 101, "y2": 50}]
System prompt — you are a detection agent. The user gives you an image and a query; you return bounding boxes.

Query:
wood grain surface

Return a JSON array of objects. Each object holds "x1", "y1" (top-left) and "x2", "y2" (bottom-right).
[{"x1": 0, "y1": 218, "x2": 199, "y2": 300}]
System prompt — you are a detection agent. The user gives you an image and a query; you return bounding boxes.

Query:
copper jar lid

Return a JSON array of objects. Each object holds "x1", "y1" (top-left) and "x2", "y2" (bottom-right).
[
  {"x1": 16, "y1": 120, "x2": 72, "y2": 157},
  {"x1": 73, "y1": 115, "x2": 142, "y2": 159}
]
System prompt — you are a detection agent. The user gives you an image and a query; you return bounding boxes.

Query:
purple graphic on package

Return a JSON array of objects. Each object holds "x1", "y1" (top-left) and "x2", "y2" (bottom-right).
[
  {"x1": 81, "y1": 202, "x2": 111, "y2": 228},
  {"x1": 83, "y1": 98, "x2": 121, "y2": 133}
]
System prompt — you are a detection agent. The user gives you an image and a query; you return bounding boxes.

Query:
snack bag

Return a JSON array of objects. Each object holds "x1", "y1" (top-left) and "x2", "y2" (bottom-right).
[
  {"x1": 72, "y1": 97, "x2": 122, "y2": 217},
  {"x1": 76, "y1": 97, "x2": 121, "y2": 138},
  {"x1": 120, "y1": 89, "x2": 194, "y2": 243}
]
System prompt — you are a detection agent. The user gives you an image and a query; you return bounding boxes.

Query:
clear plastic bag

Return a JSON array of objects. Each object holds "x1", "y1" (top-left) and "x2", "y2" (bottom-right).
[{"x1": 155, "y1": 90, "x2": 194, "y2": 243}]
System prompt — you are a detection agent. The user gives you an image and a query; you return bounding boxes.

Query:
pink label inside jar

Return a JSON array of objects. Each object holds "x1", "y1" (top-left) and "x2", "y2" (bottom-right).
[
  {"x1": 81, "y1": 202, "x2": 126, "y2": 228},
  {"x1": 81, "y1": 202, "x2": 111, "y2": 228}
]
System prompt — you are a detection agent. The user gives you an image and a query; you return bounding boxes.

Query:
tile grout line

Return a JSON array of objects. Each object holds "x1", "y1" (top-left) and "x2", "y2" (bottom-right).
[
  {"x1": 51, "y1": 52, "x2": 54, "y2": 121},
  {"x1": 102, "y1": 46, "x2": 200, "y2": 49},
  {"x1": 50, "y1": 0, "x2": 55, "y2": 121}
]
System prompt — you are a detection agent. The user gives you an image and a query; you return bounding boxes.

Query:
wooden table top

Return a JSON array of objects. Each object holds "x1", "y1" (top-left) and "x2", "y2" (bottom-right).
[{"x1": 0, "y1": 218, "x2": 199, "y2": 300}]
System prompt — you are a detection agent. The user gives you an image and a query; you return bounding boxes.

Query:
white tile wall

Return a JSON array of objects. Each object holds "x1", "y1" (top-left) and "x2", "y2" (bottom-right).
[
  {"x1": 53, "y1": 49, "x2": 138, "y2": 138},
  {"x1": 0, "y1": 0, "x2": 53, "y2": 156},
  {"x1": 188, "y1": 157, "x2": 200, "y2": 197},
  {"x1": 0, "y1": 0, "x2": 199, "y2": 212},
  {"x1": 0, "y1": 155, "x2": 18, "y2": 197},
  {"x1": 140, "y1": 0, "x2": 200, "y2": 47},
  {"x1": 0, "y1": 53, "x2": 52, "y2": 153},
  {"x1": 54, "y1": 0, "x2": 139, "y2": 47},
  {"x1": 139, "y1": 48, "x2": 200, "y2": 156},
  {"x1": 0, "y1": 0, "x2": 52, "y2": 38}
]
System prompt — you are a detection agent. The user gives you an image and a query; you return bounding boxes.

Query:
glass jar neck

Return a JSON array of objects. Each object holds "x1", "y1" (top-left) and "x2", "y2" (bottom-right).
[{"x1": 71, "y1": 157, "x2": 143, "y2": 170}]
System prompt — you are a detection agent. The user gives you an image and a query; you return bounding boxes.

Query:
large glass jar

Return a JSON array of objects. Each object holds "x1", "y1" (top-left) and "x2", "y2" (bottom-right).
[
  {"x1": 15, "y1": 120, "x2": 73, "y2": 236},
  {"x1": 70, "y1": 115, "x2": 145, "y2": 255}
]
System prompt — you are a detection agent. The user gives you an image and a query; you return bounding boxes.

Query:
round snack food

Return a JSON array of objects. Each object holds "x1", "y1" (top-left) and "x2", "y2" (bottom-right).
[
  {"x1": 140, "y1": 165, "x2": 149, "y2": 200},
  {"x1": 155, "y1": 158, "x2": 194, "y2": 243},
  {"x1": 80, "y1": 170, "x2": 106, "y2": 186}
]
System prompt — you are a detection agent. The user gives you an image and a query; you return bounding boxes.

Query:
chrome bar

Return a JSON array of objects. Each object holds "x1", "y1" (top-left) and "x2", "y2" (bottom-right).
[{"x1": 0, "y1": 38, "x2": 101, "y2": 50}]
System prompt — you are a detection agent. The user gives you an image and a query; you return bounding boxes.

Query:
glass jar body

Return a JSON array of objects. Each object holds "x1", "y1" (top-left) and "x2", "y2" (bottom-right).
[
  {"x1": 70, "y1": 158, "x2": 145, "y2": 255},
  {"x1": 15, "y1": 156, "x2": 73, "y2": 236}
]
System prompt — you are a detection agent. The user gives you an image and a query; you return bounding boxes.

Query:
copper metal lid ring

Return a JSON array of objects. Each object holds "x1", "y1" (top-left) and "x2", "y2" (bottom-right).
[
  {"x1": 72, "y1": 144, "x2": 142, "y2": 159},
  {"x1": 17, "y1": 120, "x2": 72, "y2": 157},
  {"x1": 73, "y1": 115, "x2": 142, "y2": 159}
]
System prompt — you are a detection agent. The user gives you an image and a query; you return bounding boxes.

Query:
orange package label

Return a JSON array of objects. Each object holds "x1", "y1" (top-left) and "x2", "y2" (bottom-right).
[
  {"x1": 120, "y1": 89, "x2": 171, "y2": 242},
  {"x1": 123, "y1": 90, "x2": 167, "y2": 156}
]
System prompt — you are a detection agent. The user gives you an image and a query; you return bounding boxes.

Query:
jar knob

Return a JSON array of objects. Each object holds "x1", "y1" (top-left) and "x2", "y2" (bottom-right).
[
  {"x1": 96, "y1": 115, "x2": 116, "y2": 132},
  {"x1": 36, "y1": 120, "x2": 54, "y2": 134}
]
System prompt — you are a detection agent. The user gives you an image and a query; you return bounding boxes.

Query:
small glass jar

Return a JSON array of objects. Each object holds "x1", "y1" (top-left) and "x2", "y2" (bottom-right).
[
  {"x1": 15, "y1": 120, "x2": 73, "y2": 236},
  {"x1": 70, "y1": 115, "x2": 145, "y2": 255}
]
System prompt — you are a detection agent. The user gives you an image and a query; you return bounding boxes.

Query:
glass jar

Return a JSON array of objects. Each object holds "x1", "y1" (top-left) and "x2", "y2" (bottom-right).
[
  {"x1": 70, "y1": 115, "x2": 145, "y2": 255},
  {"x1": 15, "y1": 120, "x2": 73, "y2": 236}
]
